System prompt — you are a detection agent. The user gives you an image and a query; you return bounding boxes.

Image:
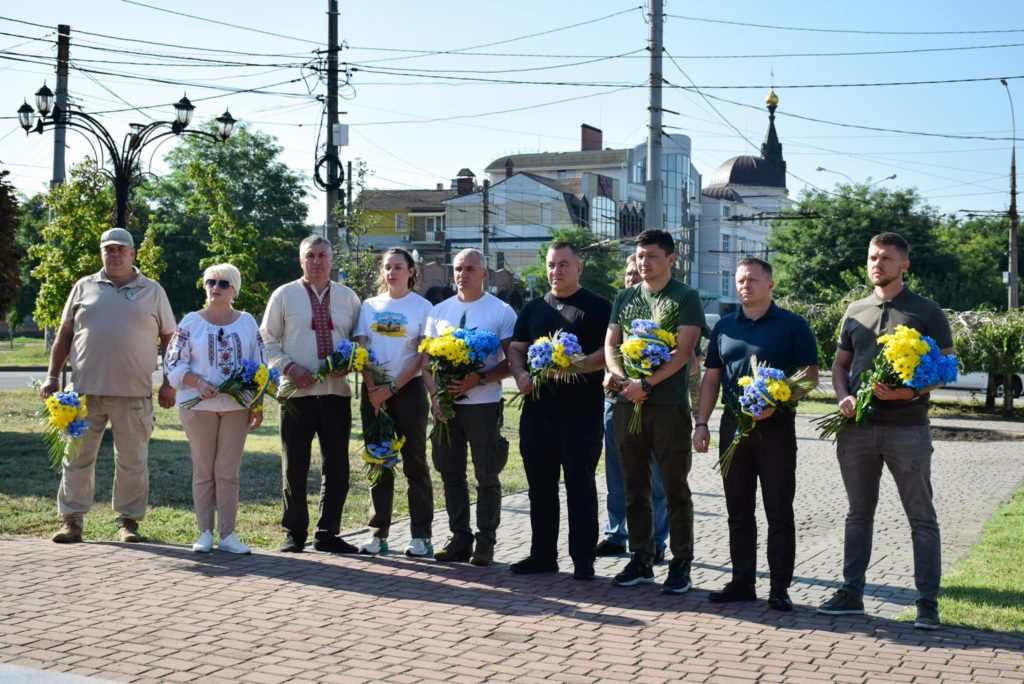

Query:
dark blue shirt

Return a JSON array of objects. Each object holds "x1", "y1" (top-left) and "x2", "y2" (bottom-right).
[{"x1": 705, "y1": 302, "x2": 819, "y2": 401}]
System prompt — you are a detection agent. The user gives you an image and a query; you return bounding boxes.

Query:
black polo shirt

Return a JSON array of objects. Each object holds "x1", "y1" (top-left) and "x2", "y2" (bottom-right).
[
  {"x1": 705, "y1": 301, "x2": 819, "y2": 402},
  {"x1": 838, "y1": 286, "x2": 953, "y2": 426}
]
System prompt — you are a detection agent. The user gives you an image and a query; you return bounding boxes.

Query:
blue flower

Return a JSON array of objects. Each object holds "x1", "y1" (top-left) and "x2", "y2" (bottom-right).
[
  {"x1": 66, "y1": 418, "x2": 89, "y2": 438},
  {"x1": 240, "y1": 359, "x2": 260, "y2": 383}
]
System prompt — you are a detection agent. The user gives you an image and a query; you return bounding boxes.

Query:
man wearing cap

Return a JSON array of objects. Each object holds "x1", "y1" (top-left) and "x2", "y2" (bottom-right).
[{"x1": 41, "y1": 228, "x2": 177, "y2": 544}]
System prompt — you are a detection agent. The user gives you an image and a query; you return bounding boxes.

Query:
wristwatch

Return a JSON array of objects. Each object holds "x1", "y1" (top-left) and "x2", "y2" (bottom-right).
[
  {"x1": 640, "y1": 377, "x2": 653, "y2": 393},
  {"x1": 388, "y1": 381, "x2": 399, "y2": 394},
  {"x1": 477, "y1": 372, "x2": 488, "y2": 386}
]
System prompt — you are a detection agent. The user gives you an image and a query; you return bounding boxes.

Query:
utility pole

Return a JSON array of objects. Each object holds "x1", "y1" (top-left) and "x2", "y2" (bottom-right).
[
  {"x1": 644, "y1": 0, "x2": 664, "y2": 232},
  {"x1": 481, "y1": 179, "x2": 490, "y2": 262},
  {"x1": 51, "y1": 26, "x2": 70, "y2": 197},
  {"x1": 1002, "y1": 79, "x2": 1019, "y2": 309},
  {"x1": 325, "y1": 0, "x2": 340, "y2": 257}
]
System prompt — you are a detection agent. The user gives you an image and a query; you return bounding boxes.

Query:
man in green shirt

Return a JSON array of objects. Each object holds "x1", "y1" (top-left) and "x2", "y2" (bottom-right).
[{"x1": 604, "y1": 230, "x2": 705, "y2": 594}]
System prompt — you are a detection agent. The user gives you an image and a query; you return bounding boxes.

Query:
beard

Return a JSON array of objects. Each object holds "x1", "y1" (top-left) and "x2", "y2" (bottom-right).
[{"x1": 871, "y1": 272, "x2": 900, "y2": 288}]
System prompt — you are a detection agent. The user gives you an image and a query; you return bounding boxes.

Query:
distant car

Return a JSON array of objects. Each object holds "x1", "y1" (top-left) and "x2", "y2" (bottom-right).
[{"x1": 945, "y1": 371, "x2": 1024, "y2": 399}]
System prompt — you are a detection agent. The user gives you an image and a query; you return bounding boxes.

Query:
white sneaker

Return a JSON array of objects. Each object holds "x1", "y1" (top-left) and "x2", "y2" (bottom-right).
[
  {"x1": 217, "y1": 533, "x2": 251, "y2": 555},
  {"x1": 405, "y1": 538, "x2": 433, "y2": 557},
  {"x1": 192, "y1": 530, "x2": 214, "y2": 553},
  {"x1": 358, "y1": 535, "x2": 388, "y2": 554}
]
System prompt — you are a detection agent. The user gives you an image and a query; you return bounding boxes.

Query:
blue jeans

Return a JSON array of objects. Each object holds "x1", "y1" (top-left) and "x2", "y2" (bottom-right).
[{"x1": 602, "y1": 400, "x2": 668, "y2": 552}]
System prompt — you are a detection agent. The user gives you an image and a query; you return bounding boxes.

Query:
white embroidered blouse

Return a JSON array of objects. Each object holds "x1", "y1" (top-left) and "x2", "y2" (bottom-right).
[{"x1": 164, "y1": 310, "x2": 267, "y2": 411}]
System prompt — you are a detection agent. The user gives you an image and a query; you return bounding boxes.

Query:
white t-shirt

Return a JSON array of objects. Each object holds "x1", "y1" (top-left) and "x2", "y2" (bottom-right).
[
  {"x1": 354, "y1": 291, "x2": 433, "y2": 383},
  {"x1": 425, "y1": 292, "x2": 516, "y2": 405}
]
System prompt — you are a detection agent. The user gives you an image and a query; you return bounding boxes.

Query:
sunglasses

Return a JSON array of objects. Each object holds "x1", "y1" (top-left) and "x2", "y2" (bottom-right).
[{"x1": 205, "y1": 279, "x2": 232, "y2": 289}]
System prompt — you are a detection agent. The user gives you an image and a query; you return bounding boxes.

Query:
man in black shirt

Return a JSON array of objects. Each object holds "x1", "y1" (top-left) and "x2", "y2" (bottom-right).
[{"x1": 508, "y1": 242, "x2": 612, "y2": 580}]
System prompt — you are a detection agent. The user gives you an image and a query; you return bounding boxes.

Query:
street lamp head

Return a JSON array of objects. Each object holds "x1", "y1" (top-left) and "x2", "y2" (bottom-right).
[
  {"x1": 815, "y1": 166, "x2": 825, "y2": 172},
  {"x1": 1001, "y1": 78, "x2": 1009, "y2": 87},
  {"x1": 215, "y1": 109, "x2": 236, "y2": 140},
  {"x1": 34, "y1": 83, "x2": 54, "y2": 116},
  {"x1": 17, "y1": 100, "x2": 35, "y2": 132},
  {"x1": 174, "y1": 94, "x2": 195, "y2": 128}
]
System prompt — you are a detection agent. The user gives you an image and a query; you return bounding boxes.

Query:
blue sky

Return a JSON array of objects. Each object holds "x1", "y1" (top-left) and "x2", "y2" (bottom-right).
[{"x1": 1, "y1": 1, "x2": 1020, "y2": 225}]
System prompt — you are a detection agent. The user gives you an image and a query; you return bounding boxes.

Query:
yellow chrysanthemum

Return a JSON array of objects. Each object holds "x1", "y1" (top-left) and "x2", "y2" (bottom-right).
[
  {"x1": 737, "y1": 376, "x2": 752, "y2": 387},
  {"x1": 652, "y1": 329, "x2": 676, "y2": 347},
  {"x1": 767, "y1": 379, "x2": 791, "y2": 403}
]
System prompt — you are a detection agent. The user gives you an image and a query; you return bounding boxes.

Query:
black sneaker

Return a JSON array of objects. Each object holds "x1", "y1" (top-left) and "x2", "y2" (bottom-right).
[
  {"x1": 611, "y1": 556, "x2": 654, "y2": 587},
  {"x1": 709, "y1": 582, "x2": 756, "y2": 603},
  {"x1": 313, "y1": 535, "x2": 358, "y2": 554},
  {"x1": 594, "y1": 539, "x2": 627, "y2": 556},
  {"x1": 277, "y1": 536, "x2": 305, "y2": 553},
  {"x1": 509, "y1": 556, "x2": 559, "y2": 575},
  {"x1": 572, "y1": 562, "x2": 595, "y2": 581},
  {"x1": 913, "y1": 599, "x2": 941, "y2": 630},
  {"x1": 661, "y1": 561, "x2": 692, "y2": 595},
  {"x1": 768, "y1": 588, "x2": 793, "y2": 612},
  {"x1": 817, "y1": 588, "x2": 865, "y2": 615},
  {"x1": 434, "y1": 534, "x2": 473, "y2": 562},
  {"x1": 469, "y1": 539, "x2": 495, "y2": 567}
]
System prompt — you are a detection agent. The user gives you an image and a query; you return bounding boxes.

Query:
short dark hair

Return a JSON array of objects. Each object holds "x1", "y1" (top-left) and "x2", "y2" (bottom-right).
[
  {"x1": 736, "y1": 257, "x2": 773, "y2": 277},
  {"x1": 870, "y1": 232, "x2": 909, "y2": 258},
  {"x1": 635, "y1": 229, "x2": 675, "y2": 255},
  {"x1": 547, "y1": 241, "x2": 581, "y2": 260}
]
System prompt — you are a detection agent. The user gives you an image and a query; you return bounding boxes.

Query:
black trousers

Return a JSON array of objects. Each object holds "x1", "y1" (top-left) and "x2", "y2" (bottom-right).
[
  {"x1": 519, "y1": 405, "x2": 602, "y2": 566},
  {"x1": 280, "y1": 394, "x2": 352, "y2": 542},
  {"x1": 719, "y1": 411, "x2": 797, "y2": 590}
]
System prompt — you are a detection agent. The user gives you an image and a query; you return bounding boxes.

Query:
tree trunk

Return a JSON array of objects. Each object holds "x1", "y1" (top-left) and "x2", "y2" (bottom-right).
[
  {"x1": 1003, "y1": 371, "x2": 1015, "y2": 417},
  {"x1": 986, "y1": 372, "x2": 997, "y2": 409}
]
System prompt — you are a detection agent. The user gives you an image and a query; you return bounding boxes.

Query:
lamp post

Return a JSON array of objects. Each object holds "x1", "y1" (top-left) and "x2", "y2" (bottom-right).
[
  {"x1": 18, "y1": 86, "x2": 236, "y2": 229},
  {"x1": 1001, "y1": 79, "x2": 1019, "y2": 310},
  {"x1": 867, "y1": 173, "x2": 898, "y2": 188},
  {"x1": 815, "y1": 166, "x2": 855, "y2": 185}
]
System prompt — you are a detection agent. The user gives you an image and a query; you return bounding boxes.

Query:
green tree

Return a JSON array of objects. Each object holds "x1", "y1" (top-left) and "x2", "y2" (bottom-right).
[
  {"x1": 13, "y1": 193, "x2": 47, "y2": 328},
  {"x1": 520, "y1": 225, "x2": 621, "y2": 301},
  {"x1": 0, "y1": 170, "x2": 21, "y2": 321},
  {"x1": 335, "y1": 159, "x2": 384, "y2": 301},
  {"x1": 139, "y1": 122, "x2": 309, "y2": 315},
  {"x1": 950, "y1": 310, "x2": 1024, "y2": 415},
  {"x1": 769, "y1": 184, "x2": 954, "y2": 303},
  {"x1": 932, "y1": 215, "x2": 1019, "y2": 310},
  {"x1": 187, "y1": 162, "x2": 268, "y2": 313},
  {"x1": 28, "y1": 160, "x2": 162, "y2": 329},
  {"x1": 776, "y1": 285, "x2": 867, "y2": 369}
]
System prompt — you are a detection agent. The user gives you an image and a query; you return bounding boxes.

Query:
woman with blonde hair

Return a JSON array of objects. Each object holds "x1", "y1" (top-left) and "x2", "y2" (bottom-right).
[
  {"x1": 165, "y1": 263, "x2": 264, "y2": 554},
  {"x1": 354, "y1": 247, "x2": 434, "y2": 557}
]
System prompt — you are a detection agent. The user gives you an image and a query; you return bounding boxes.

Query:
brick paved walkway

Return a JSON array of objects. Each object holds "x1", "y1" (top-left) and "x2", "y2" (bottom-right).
[{"x1": 1, "y1": 415, "x2": 1022, "y2": 683}]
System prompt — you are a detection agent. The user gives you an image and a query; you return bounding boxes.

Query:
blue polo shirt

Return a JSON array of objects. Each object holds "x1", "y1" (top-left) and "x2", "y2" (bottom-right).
[{"x1": 705, "y1": 302, "x2": 819, "y2": 402}]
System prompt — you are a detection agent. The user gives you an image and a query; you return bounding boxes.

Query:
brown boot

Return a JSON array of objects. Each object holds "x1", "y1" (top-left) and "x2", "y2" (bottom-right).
[
  {"x1": 52, "y1": 517, "x2": 83, "y2": 544},
  {"x1": 470, "y1": 538, "x2": 495, "y2": 567},
  {"x1": 117, "y1": 519, "x2": 141, "y2": 543}
]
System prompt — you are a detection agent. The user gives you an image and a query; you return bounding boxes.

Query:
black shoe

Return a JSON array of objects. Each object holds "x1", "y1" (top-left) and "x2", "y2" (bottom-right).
[
  {"x1": 612, "y1": 555, "x2": 654, "y2": 587},
  {"x1": 509, "y1": 556, "x2": 559, "y2": 575},
  {"x1": 469, "y1": 539, "x2": 495, "y2": 567},
  {"x1": 313, "y1": 535, "x2": 358, "y2": 554},
  {"x1": 709, "y1": 582, "x2": 757, "y2": 603},
  {"x1": 594, "y1": 539, "x2": 627, "y2": 556},
  {"x1": 768, "y1": 589, "x2": 793, "y2": 612},
  {"x1": 655, "y1": 547, "x2": 666, "y2": 564},
  {"x1": 913, "y1": 599, "x2": 941, "y2": 630},
  {"x1": 661, "y1": 561, "x2": 692, "y2": 595},
  {"x1": 434, "y1": 534, "x2": 473, "y2": 562},
  {"x1": 278, "y1": 536, "x2": 305, "y2": 553},
  {"x1": 817, "y1": 588, "x2": 865, "y2": 615},
  {"x1": 572, "y1": 563, "x2": 595, "y2": 581}
]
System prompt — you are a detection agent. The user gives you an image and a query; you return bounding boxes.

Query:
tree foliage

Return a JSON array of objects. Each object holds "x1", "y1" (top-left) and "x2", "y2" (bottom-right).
[
  {"x1": 775, "y1": 286, "x2": 868, "y2": 369},
  {"x1": 335, "y1": 159, "x2": 381, "y2": 301},
  {"x1": 769, "y1": 184, "x2": 955, "y2": 303},
  {"x1": 931, "y1": 215, "x2": 1019, "y2": 311},
  {"x1": 520, "y1": 225, "x2": 622, "y2": 301},
  {"x1": 949, "y1": 310, "x2": 1024, "y2": 415},
  {"x1": 28, "y1": 160, "x2": 163, "y2": 329},
  {"x1": 0, "y1": 170, "x2": 21, "y2": 320},
  {"x1": 13, "y1": 193, "x2": 48, "y2": 327},
  {"x1": 186, "y1": 162, "x2": 268, "y2": 314},
  {"x1": 139, "y1": 122, "x2": 309, "y2": 315}
]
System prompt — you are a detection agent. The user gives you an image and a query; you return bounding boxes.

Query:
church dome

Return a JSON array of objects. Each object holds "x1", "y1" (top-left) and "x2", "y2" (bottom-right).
[{"x1": 707, "y1": 155, "x2": 785, "y2": 189}]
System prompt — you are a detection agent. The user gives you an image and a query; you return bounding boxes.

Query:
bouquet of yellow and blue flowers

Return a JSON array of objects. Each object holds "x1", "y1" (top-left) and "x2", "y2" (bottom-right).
[
  {"x1": 619, "y1": 319, "x2": 676, "y2": 433},
  {"x1": 361, "y1": 409, "x2": 405, "y2": 485},
  {"x1": 509, "y1": 330, "x2": 586, "y2": 407},
  {"x1": 419, "y1": 327, "x2": 502, "y2": 444},
  {"x1": 182, "y1": 358, "x2": 289, "y2": 413},
  {"x1": 813, "y1": 325, "x2": 958, "y2": 441},
  {"x1": 313, "y1": 339, "x2": 382, "y2": 382},
  {"x1": 41, "y1": 389, "x2": 89, "y2": 470},
  {"x1": 718, "y1": 358, "x2": 817, "y2": 478}
]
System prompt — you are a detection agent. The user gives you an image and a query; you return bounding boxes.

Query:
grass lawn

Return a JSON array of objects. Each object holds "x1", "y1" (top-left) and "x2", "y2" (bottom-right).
[
  {"x1": 0, "y1": 387, "x2": 528, "y2": 548},
  {"x1": 0, "y1": 336, "x2": 47, "y2": 368},
  {"x1": 901, "y1": 485, "x2": 1024, "y2": 633}
]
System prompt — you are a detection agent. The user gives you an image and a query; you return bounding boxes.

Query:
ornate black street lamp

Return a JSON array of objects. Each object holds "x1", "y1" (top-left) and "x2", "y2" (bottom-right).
[{"x1": 18, "y1": 85, "x2": 236, "y2": 229}]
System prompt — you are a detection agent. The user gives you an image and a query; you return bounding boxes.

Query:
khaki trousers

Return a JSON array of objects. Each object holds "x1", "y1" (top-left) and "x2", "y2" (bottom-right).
[
  {"x1": 57, "y1": 395, "x2": 154, "y2": 522},
  {"x1": 179, "y1": 407, "x2": 250, "y2": 538}
]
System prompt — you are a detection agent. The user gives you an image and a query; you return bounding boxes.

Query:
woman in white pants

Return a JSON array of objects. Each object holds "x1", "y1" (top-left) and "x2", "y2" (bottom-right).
[{"x1": 165, "y1": 263, "x2": 264, "y2": 554}]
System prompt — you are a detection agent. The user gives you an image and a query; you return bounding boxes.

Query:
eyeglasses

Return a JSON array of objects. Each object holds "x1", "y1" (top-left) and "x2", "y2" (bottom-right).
[{"x1": 205, "y1": 279, "x2": 232, "y2": 289}]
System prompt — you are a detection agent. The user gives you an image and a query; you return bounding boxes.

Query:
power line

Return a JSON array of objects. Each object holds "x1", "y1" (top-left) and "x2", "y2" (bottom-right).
[
  {"x1": 666, "y1": 14, "x2": 1024, "y2": 36},
  {"x1": 118, "y1": 0, "x2": 321, "y2": 45}
]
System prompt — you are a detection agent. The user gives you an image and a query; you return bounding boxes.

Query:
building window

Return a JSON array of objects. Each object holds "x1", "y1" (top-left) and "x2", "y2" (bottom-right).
[
  {"x1": 721, "y1": 270, "x2": 731, "y2": 296},
  {"x1": 395, "y1": 214, "x2": 407, "y2": 233},
  {"x1": 722, "y1": 205, "x2": 731, "y2": 218},
  {"x1": 722, "y1": 234, "x2": 731, "y2": 253}
]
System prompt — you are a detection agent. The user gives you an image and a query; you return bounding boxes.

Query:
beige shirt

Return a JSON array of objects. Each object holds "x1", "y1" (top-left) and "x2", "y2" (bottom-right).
[
  {"x1": 259, "y1": 279, "x2": 361, "y2": 398},
  {"x1": 61, "y1": 268, "x2": 176, "y2": 397}
]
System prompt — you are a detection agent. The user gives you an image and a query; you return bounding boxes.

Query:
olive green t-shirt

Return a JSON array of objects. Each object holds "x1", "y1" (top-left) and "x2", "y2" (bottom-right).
[
  {"x1": 837, "y1": 287, "x2": 953, "y2": 426},
  {"x1": 610, "y1": 278, "x2": 706, "y2": 406}
]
